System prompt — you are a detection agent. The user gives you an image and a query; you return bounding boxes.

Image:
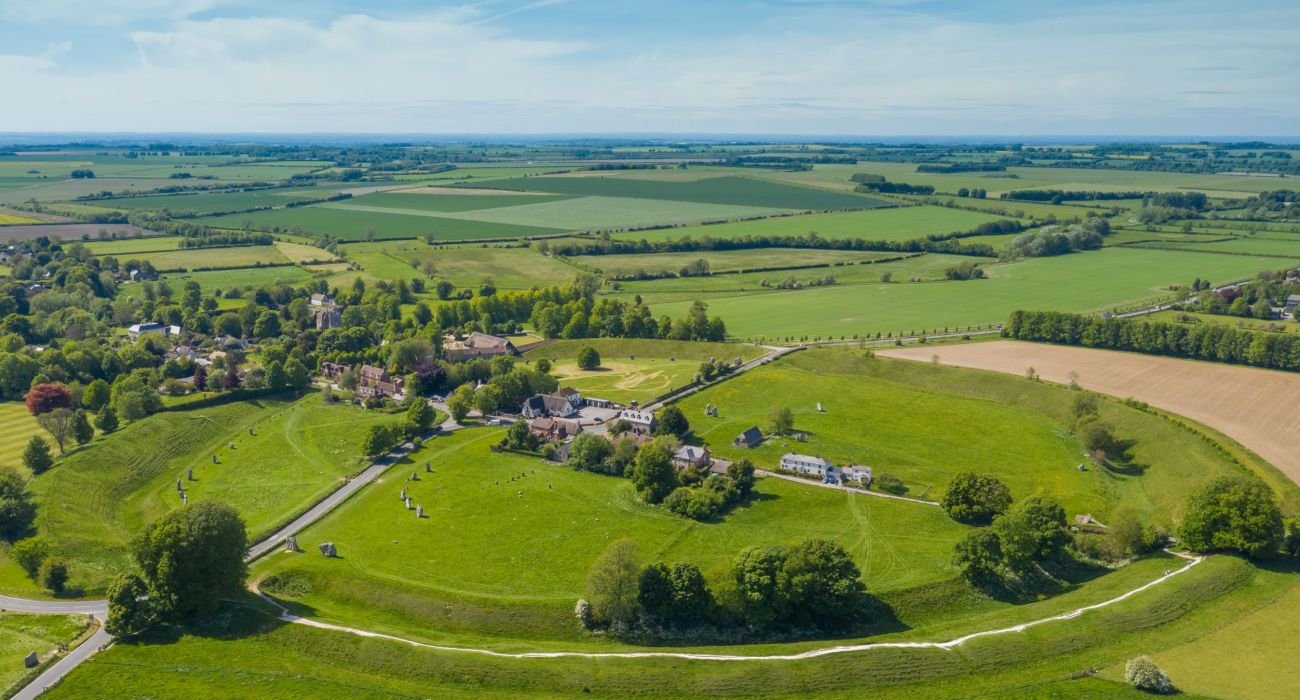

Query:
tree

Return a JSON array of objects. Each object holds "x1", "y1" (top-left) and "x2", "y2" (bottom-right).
[
  {"x1": 0, "y1": 467, "x2": 36, "y2": 541},
  {"x1": 568, "y1": 431, "x2": 614, "y2": 473},
  {"x1": 38, "y1": 557, "x2": 68, "y2": 594},
  {"x1": 954, "y1": 528, "x2": 1002, "y2": 583},
  {"x1": 105, "y1": 573, "x2": 153, "y2": 638},
  {"x1": 22, "y1": 436, "x2": 53, "y2": 474},
  {"x1": 82, "y1": 378, "x2": 110, "y2": 411},
  {"x1": 726, "y1": 458, "x2": 756, "y2": 494},
  {"x1": 192, "y1": 365, "x2": 207, "y2": 391},
  {"x1": 731, "y1": 545, "x2": 788, "y2": 629},
  {"x1": 72, "y1": 410, "x2": 94, "y2": 446},
  {"x1": 215, "y1": 312, "x2": 243, "y2": 337},
  {"x1": 1125, "y1": 656, "x2": 1175, "y2": 694},
  {"x1": 253, "y1": 311, "x2": 281, "y2": 338},
  {"x1": 630, "y1": 442, "x2": 677, "y2": 504},
  {"x1": 26, "y1": 382, "x2": 71, "y2": 415},
  {"x1": 406, "y1": 400, "x2": 435, "y2": 434},
  {"x1": 781, "y1": 539, "x2": 866, "y2": 630},
  {"x1": 1180, "y1": 476, "x2": 1283, "y2": 559},
  {"x1": 766, "y1": 405, "x2": 793, "y2": 435},
  {"x1": 283, "y1": 358, "x2": 310, "y2": 391},
  {"x1": 535, "y1": 358, "x2": 552, "y2": 374},
  {"x1": 577, "y1": 345, "x2": 601, "y2": 370},
  {"x1": 503, "y1": 419, "x2": 540, "y2": 451},
  {"x1": 637, "y1": 562, "x2": 675, "y2": 621},
  {"x1": 10, "y1": 537, "x2": 48, "y2": 578},
  {"x1": 583, "y1": 539, "x2": 641, "y2": 626},
  {"x1": 36, "y1": 407, "x2": 77, "y2": 455},
  {"x1": 95, "y1": 405, "x2": 119, "y2": 434},
  {"x1": 263, "y1": 361, "x2": 286, "y2": 390},
  {"x1": 475, "y1": 383, "x2": 503, "y2": 415},
  {"x1": 994, "y1": 496, "x2": 1069, "y2": 574},
  {"x1": 132, "y1": 501, "x2": 248, "y2": 622},
  {"x1": 446, "y1": 384, "x2": 475, "y2": 423},
  {"x1": 221, "y1": 365, "x2": 241, "y2": 391},
  {"x1": 655, "y1": 405, "x2": 689, "y2": 438},
  {"x1": 940, "y1": 473, "x2": 1012, "y2": 525},
  {"x1": 361, "y1": 424, "x2": 400, "y2": 457}
]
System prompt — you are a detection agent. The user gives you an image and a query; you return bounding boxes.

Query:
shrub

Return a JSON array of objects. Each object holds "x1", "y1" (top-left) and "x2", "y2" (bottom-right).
[
  {"x1": 940, "y1": 472, "x2": 1012, "y2": 525},
  {"x1": 38, "y1": 557, "x2": 69, "y2": 594},
  {"x1": 1125, "y1": 656, "x2": 1175, "y2": 694},
  {"x1": 10, "y1": 537, "x2": 48, "y2": 578},
  {"x1": 577, "y1": 345, "x2": 601, "y2": 370}
]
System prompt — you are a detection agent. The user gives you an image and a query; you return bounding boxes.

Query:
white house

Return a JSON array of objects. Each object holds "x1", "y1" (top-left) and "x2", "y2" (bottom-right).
[
  {"x1": 128, "y1": 322, "x2": 181, "y2": 341},
  {"x1": 617, "y1": 409, "x2": 656, "y2": 435},
  {"x1": 779, "y1": 453, "x2": 833, "y2": 478},
  {"x1": 841, "y1": 465, "x2": 873, "y2": 486}
]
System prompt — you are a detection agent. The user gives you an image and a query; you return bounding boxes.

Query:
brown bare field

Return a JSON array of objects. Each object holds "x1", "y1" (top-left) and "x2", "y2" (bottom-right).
[
  {"x1": 881, "y1": 340, "x2": 1300, "y2": 487},
  {"x1": 390, "y1": 186, "x2": 551, "y2": 195},
  {"x1": 0, "y1": 223, "x2": 156, "y2": 242}
]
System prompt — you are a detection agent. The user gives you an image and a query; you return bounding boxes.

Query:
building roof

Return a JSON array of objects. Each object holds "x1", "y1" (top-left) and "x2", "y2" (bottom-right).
[
  {"x1": 674, "y1": 445, "x2": 709, "y2": 462},
  {"x1": 781, "y1": 453, "x2": 832, "y2": 468},
  {"x1": 735, "y1": 426, "x2": 763, "y2": 446},
  {"x1": 360, "y1": 365, "x2": 388, "y2": 381},
  {"x1": 554, "y1": 387, "x2": 581, "y2": 399},
  {"x1": 464, "y1": 331, "x2": 513, "y2": 351},
  {"x1": 618, "y1": 409, "x2": 655, "y2": 424}
]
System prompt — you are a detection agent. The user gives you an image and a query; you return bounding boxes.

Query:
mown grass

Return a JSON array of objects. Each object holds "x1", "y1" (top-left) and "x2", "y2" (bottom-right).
[
  {"x1": 125, "y1": 246, "x2": 293, "y2": 272},
  {"x1": 342, "y1": 240, "x2": 578, "y2": 289},
  {"x1": 0, "y1": 402, "x2": 42, "y2": 474},
  {"x1": 161, "y1": 265, "x2": 314, "y2": 293},
  {"x1": 523, "y1": 338, "x2": 765, "y2": 405},
  {"x1": 24, "y1": 392, "x2": 402, "y2": 593},
  {"x1": 0, "y1": 613, "x2": 91, "y2": 693},
  {"x1": 1147, "y1": 309, "x2": 1300, "y2": 335},
  {"x1": 609, "y1": 205, "x2": 1013, "y2": 243},
  {"x1": 83, "y1": 235, "x2": 184, "y2": 255},
  {"x1": 645, "y1": 247, "x2": 1298, "y2": 339}
]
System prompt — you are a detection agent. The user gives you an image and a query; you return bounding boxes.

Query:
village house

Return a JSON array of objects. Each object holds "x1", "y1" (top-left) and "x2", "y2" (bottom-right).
[
  {"x1": 779, "y1": 453, "x2": 833, "y2": 478},
  {"x1": 733, "y1": 426, "x2": 763, "y2": 449},
  {"x1": 617, "y1": 409, "x2": 656, "y2": 435},
  {"x1": 310, "y1": 293, "x2": 342, "y2": 329},
  {"x1": 321, "y1": 361, "x2": 351, "y2": 381},
  {"x1": 357, "y1": 364, "x2": 402, "y2": 398},
  {"x1": 672, "y1": 445, "x2": 711, "y2": 470},
  {"x1": 128, "y1": 322, "x2": 182, "y2": 341},
  {"x1": 1286, "y1": 294, "x2": 1300, "y2": 317},
  {"x1": 839, "y1": 465, "x2": 873, "y2": 486},
  {"x1": 521, "y1": 393, "x2": 579, "y2": 419},
  {"x1": 608, "y1": 431, "x2": 654, "y2": 451},
  {"x1": 529, "y1": 417, "x2": 583, "y2": 442},
  {"x1": 444, "y1": 332, "x2": 519, "y2": 362}
]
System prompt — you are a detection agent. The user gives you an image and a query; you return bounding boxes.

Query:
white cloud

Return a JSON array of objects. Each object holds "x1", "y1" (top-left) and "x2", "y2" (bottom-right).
[{"x1": 0, "y1": 0, "x2": 235, "y2": 26}]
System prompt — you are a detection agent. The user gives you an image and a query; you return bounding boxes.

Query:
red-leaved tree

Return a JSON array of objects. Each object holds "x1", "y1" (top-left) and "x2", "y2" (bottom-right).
[{"x1": 26, "y1": 383, "x2": 72, "y2": 416}]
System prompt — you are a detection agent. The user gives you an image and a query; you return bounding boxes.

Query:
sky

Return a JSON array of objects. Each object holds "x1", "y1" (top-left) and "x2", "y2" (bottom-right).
[{"x1": 1, "y1": 0, "x2": 1298, "y2": 137}]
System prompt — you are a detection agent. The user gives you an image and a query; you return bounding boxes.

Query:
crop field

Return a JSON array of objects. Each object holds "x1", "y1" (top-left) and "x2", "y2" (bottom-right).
[
  {"x1": 0, "y1": 402, "x2": 42, "y2": 476},
  {"x1": 251, "y1": 427, "x2": 968, "y2": 647},
  {"x1": 464, "y1": 174, "x2": 890, "y2": 210},
  {"x1": 126, "y1": 245, "x2": 293, "y2": 271},
  {"x1": 323, "y1": 195, "x2": 794, "y2": 231},
  {"x1": 346, "y1": 241, "x2": 577, "y2": 289},
  {"x1": 523, "y1": 338, "x2": 764, "y2": 405},
  {"x1": 83, "y1": 236, "x2": 183, "y2": 255},
  {"x1": 91, "y1": 187, "x2": 341, "y2": 215},
  {"x1": 881, "y1": 340, "x2": 1300, "y2": 494},
  {"x1": 0, "y1": 178, "x2": 176, "y2": 204},
  {"x1": 577, "y1": 248, "x2": 896, "y2": 277},
  {"x1": 193, "y1": 205, "x2": 565, "y2": 241},
  {"x1": 647, "y1": 247, "x2": 1300, "y2": 339},
  {"x1": 161, "y1": 265, "x2": 314, "y2": 293},
  {"x1": 0, "y1": 223, "x2": 155, "y2": 242},
  {"x1": 0, "y1": 614, "x2": 90, "y2": 692},
  {"x1": 608, "y1": 205, "x2": 1009, "y2": 243},
  {"x1": 0, "y1": 212, "x2": 42, "y2": 225},
  {"x1": 273, "y1": 240, "x2": 339, "y2": 264},
  {"x1": 349, "y1": 191, "x2": 576, "y2": 212},
  {"x1": 24, "y1": 392, "x2": 404, "y2": 592},
  {"x1": 683, "y1": 350, "x2": 1253, "y2": 517}
]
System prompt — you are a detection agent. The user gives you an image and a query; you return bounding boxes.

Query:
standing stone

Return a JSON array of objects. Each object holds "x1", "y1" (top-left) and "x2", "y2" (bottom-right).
[
  {"x1": 411, "y1": 471, "x2": 418, "y2": 481},
  {"x1": 177, "y1": 479, "x2": 184, "y2": 492},
  {"x1": 319, "y1": 542, "x2": 337, "y2": 557},
  {"x1": 229, "y1": 442, "x2": 235, "y2": 449},
  {"x1": 212, "y1": 454, "x2": 218, "y2": 464},
  {"x1": 416, "y1": 505, "x2": 424, "y2": 518},
  {"x1": 182, "y1": 493, "x2": 188, "y2": 504},
  {"x1": 23, "y1": 651, "x2": 37, "y2": 668},
  {"x1": 285, "y1": 536, "x2": 301, "y2": 553},
  {"x1": 425, "y1": 463, "x2": 432, "y2": 473},
  {"x1": 400, "y1": 488, "x2": 407, "y2": 500},
  {"x1": 248, "y1": 427, "x2": 254, "y2": 436},
  {"x1": 187, "y1": 469, "x2": 194, "y2": 481},
  {"x1": 405, "y1": 497, "x2": 411, "y2": 510}
]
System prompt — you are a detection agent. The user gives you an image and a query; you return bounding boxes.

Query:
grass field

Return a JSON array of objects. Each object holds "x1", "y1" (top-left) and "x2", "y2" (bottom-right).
[
  {"x1": 162, "y1": 265, "x2": 314, "y2": 293},
  {"x1": 1148, "y1": 309, "x2": 1300, "y2": 335},
  {"x1": 324, "y1": 196, "x2": 794, "y2": 231},
  {"x1": 0, "y1": 613, "x2": 91, "y2": 693},
  {"x1": 682, "y1": 349, "x2": 1252, "y2": 518},
  {"x1": 882, "y1": 341, "x2": 1300, "y2": 499},
  {"x1": 576, "y1": 248, "x2": 896, "y2": 277},
  {"x1": 83, "y1": 236, "x2": 183, "y2": 255},
  {"x1": 90, "y1": 187, "x2": 340, "y2": 215},
  {"x1": 193, "y1": 205, "x2": 566, "y2": 241},
  {"x1": 125, "y1": 246, "x2": 293, "y2": 271},
  {"x1": 610, "y1": 206, "x2": 1012, "y2": 243},
  {"x1": 523, "y1": 338, "x2": 765, "y2": 405},
  {"x1": 24, "y1": 392, "x2": 404, "y2": 592},
  {"x1": 0, "y1": 402, "x2": 42, "y2": 474},
  {"x1": 345, "y1": 241, "x2": 578, "y2": 289},
  {"x1": 1135, "y1": 236, "x2": 1300, "y2": 258},
  {"x1": 273, "y1": 240, "x2": 338, "y2": 264},
  {"x1": 646, "y1": 247, "x2": 1299, "y2": 339},
  {"x1": 465, "y1": 174, "x2": 890, "y2": 210},
  {"x1": 348, "y1": 191, "x2": 576, "y2": 212}
]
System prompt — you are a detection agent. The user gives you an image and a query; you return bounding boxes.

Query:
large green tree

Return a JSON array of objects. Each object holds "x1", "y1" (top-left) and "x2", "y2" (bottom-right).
[
  {"x1": 1180, "y1": 476, "x2": 1283, "y2": 559},
  {"x1": 630, "y1": 442, "x2": 677, "y2": 504},
  {"x1": 583, "y1": 539, "x2": 641, "y2": 626},
  {"x1": 132, "y1": 501, "x2": 248, "y2": 622},
  {"x1": 940, "y1": 472, "x2": 1012, "y2": 525}
]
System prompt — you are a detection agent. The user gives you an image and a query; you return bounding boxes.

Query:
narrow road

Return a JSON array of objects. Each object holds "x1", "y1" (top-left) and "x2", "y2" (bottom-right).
[
  {"x1": 757, "y1": 470, "x2": 939, "y2": 506},
  {"x1": 643, "y1": 344, "x2": 800, "y2": 411},
  {"x1": 9, "y1": 625, "x2": 111, "y2": 700}
]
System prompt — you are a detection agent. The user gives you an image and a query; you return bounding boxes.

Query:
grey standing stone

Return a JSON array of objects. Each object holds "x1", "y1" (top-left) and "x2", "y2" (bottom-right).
[
  {"x1": 177, "y1": 479, "x2": 183, "y2": 492},
  {"x1": 212, "y1": 454, "x2": 218, "y2": 464},
  {"x1": 319, "y1": 542, "x2": 337, "y2": 557},
  {"x1": 400, "y1": 488, "x2": 407, "y2": 500},
  {"x1": 425, "y1": 463, "x2": 432, "y2": 473},
  {"x1": 416, "y1": 505, "x2": 424, "y2": 518},
  {"x1": 285, "y1": 536, "x2": 301, "y2": 552},
  {"x1": 187, "y1": 469, "x2": 194, "y2": 481},
  {"x1": 229, "y1": 442, "x2": 235, "y2": 449},
  {"x1": 405, "y1": 497, "x2": 411, "y2": 510},
  {"x1": 182, "y1": 493, "x2": 188, "y2": 504},
  {"x1": 411, "y1": 471, "x2": 418, "y2": 481},
  {"x1": 23, "y1": 651, "x2": 37, "y2": 668}
]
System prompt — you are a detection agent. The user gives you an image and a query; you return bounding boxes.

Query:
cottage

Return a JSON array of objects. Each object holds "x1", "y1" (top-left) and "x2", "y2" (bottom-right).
[
  {"x1": 529, "y1": 417, "x2": 583, "y2": 442},
  {"x1": 1285, "y1": 294, "x2": 1300, "y2": 317},
  {"x1": 444, "y1": 332, "x2": 519, "y2": 362},
  {"x1": 310, "y1": 293, "x2": 334, "y2": 307},
  {"x1": 779, "y1": 453, "x2": 832, "y2": 478},
  {"x1": 552, "y1": 387, "x2": 583, "y2": 408},
  {"x1": 127, "y1": 322, "x2": 179, "y2": 341},
  {"x1": 357, "y1": 364, "x2": 402, "y2": 398},
  {"x1": 608, "y1": 431, "x2": 654, "y2": 450},
  {"x1": 521, "y1": 393, "x2": 579, "y2": 419},
  {"x1": 841, "y1": 465, "x2": 873, "y2": 486},
  {"x1": 733, "y1": 426, "x2": 763, "y2": 449},
  {"x1": 672, "y1": 445, "x2": 711, "y2": 469},
  {"x1": 617, "y1": 409, "x2": 656, "y2": 435},
  {"x1": 321, "y1": 361, "x2": 352, "y2": 380}
]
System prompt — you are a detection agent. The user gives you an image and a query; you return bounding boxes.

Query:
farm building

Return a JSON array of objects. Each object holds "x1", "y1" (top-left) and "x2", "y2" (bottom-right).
[
  {"x1": 672, "y1": 445, "x2": 712, "y2": 469},
  {"x1": 733, "y1": 426, "x2": 763, "y2": 449},
  {"x1": 617, "y1": 409, "x2": 656, "y2": 435},
  {"x1": 780, "y1": 453, "x2": 832, "y2": 478},
  {"x1": 444, "y1": 332, "x2": 519, "y2": 362}
]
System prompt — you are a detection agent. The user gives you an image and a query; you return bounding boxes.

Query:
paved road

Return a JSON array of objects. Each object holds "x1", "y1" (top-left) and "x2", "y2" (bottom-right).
[
  {"x1": 10, "y1": 624, "x2": 111, "y2": 700},
  {"x1": 0, "y1": 597, "x2": 106, "y2": 615},
  {"x1": 644, "y1": 345, "x2": 800, "y2": 411},
  {"x1": 757, "y1": 470, "x2": 939, "y2": 506}
]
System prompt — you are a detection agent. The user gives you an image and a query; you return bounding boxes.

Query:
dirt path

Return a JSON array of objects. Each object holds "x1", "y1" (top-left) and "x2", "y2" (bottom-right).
[{"x1": 880, "y1": 340, "x2": 1300, "y2": 486}]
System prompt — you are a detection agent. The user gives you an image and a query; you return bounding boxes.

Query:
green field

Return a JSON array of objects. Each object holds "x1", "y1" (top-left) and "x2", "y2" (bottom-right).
[
  {"x1": 1148, "y1": 309, "x2": 1300, "y2": 335},
  {"x1": 647, "y1": 247, "x2": 1299, "y2": 339},
  {"x1": 0, "y1": 402, "x2": 42, "y2": 474},
  {"x1": 523, "y1": 338, "x2": 765, "y2": 405},
  {"x1": 0, "y1": 613, "x2": 91, "y2": 693},
  {"x1": 344, "y1": 241, "x2": 578, "y2": 289},
  {"x1": 83, "y1": 236, "x2": 184, "y2": 255},
  {"x1": 348, "y1": 191, "x2": 577, "y2": 212},
  {"x1": 323, "y1": 195, "x2": 793, "y2": 231},
  {"x1": 1135, "y1": 236, "x2": 1300, "y2": 258},
  {"x1": 90, "y1": 187, "x2": 340, "y2": 215},
  {"x1": 577, "y1": 248, "x2": 896, "y2": 277},
  {"x1": 465, "y1": 174, "x2": 890, "y2": 210},
  {"x1": 193, "y1": 205, "x2": 566, "y2": 241},
  {"x1": 125, "y1": 246, "x2": 293, "y2": 271},
  {"x1": 610, "y1": 205, "x2": 1012, "y2": 243},
  {"x1": 23, "y1": 392, "x2": 403, "y2": 592},
  {"x1": 161, "y1": 265, "x2": 315, "y2": 293}
]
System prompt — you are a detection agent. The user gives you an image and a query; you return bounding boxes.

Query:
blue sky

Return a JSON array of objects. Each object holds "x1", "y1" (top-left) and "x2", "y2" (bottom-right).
[{"x1": 2, "y1": 0, "x2": 1297, "y2": 136}]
